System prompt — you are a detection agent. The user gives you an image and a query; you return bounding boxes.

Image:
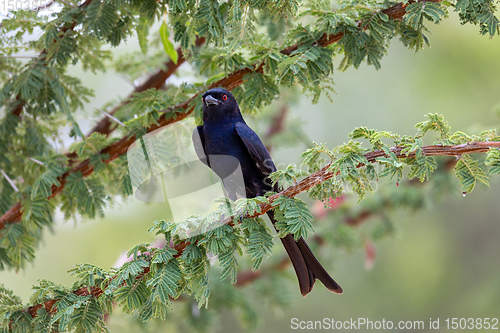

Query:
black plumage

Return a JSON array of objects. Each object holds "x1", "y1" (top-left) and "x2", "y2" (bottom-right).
[{"x1": 193, "y1": 88, "x2": 342, "y2": 296}]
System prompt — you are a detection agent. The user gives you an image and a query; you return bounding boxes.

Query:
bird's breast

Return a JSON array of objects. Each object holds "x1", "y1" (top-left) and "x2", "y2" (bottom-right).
[
  {"x1": 202, "y1": 123, "x2": 253, "y2": 172},
  {"x1": 202, "y1": 123, "x2": 239, "y2": 155}
]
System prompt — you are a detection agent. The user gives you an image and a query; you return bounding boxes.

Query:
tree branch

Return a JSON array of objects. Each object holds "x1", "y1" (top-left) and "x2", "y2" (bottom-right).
[
  {"x1": 143, "y1": 142, "x2": 500, "y2": 267},
  {"x1": 265, "y1": 104, "x2": 289, "y2": 152},
  {"x1": 185, "y1": 142, "x2": 500, "y2": 241},
  {"x1": 0, "y1": 1, "x2": 94, "y2": 228},
  {"x1": 280, "y1": 0, "x2": 442, "y2": 56}
]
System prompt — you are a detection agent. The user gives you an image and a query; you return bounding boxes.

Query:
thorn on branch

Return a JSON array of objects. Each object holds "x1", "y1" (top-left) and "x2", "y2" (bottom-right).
[
  {"x1": 28, "y1": 157, "x2": 45, "y2": 166},
  {"x1": 95, "y1": 108, "x2": 125, "y2": 127},
  {"x1": 0, "y1": 169, "x2": 19, "y2": 192}
]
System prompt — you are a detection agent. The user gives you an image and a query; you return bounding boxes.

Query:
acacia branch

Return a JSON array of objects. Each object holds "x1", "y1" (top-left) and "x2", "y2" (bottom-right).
[
  {"x1": 157, "y1": 141, "x2": 500, "y2": 261},
  {"x1": 280, "y1": 0, "x2": 442, "y2": 56},
  {"x1": 271, "y1": 140, "x2": 500, "y2": 199},
  {"x1": 0, "y1": 0, "x2": 447, "y2": 230}
]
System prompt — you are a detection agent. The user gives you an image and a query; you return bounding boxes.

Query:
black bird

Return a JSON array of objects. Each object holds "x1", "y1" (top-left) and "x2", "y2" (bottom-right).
[{"x1": 193, "y1": 88, "x2": 342, "y2": 296}]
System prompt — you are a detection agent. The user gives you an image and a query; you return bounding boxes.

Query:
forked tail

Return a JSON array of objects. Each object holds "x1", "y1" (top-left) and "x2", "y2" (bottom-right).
[{"x1": 267, "y1": 211, "x2": 343, "y2": 296}]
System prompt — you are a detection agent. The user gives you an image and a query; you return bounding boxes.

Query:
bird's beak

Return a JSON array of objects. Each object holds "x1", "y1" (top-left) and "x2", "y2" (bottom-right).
[{"x1": 204, "y1": 95, "x2": 220, "y2": 106}]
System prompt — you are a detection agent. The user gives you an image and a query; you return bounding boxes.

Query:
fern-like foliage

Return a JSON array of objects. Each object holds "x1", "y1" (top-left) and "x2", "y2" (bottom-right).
[
  {"x1": 272, "y1": 196, "x2": 315, "y2": 240},
  {"x1": 455, "y1": 154, "x2": 489, "y2": 193}
]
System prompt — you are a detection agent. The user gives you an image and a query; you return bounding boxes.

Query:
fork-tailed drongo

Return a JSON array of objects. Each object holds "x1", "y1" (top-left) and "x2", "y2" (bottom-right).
[{"x1": 193, "y1": 87, "x2": 342, "y2": 296}]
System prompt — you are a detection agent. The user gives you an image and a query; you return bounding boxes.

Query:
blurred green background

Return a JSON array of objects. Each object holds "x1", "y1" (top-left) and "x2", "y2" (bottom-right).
[{"x1": 2, "y1": 13, "x2": 500, "y2": 332}]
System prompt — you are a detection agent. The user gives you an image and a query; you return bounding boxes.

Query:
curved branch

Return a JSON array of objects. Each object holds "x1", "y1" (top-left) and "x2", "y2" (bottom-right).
[
  {"x1": 280, "y1": 0, "x2": 442, "y2": 55},
  {"x1": 152, "y1": 141, "x2": 500, "y2": 260},
  {"x1": 270, "y1": 141, "x2": 500, "y2": 200}
]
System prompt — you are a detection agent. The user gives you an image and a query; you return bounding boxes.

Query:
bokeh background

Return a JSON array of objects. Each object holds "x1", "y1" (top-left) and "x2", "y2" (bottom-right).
[{"x1": 2, "y1": 11, "x2": 500, "y2": 333}]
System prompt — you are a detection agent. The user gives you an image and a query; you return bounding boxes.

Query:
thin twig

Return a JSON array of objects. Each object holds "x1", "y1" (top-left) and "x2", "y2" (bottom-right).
[
  {"x1": 0, "y1": 169, "x2": 19, "y2": 192},
  {"x1": 33, "y1": 0, "x2": 59, "y2": 12},
  {"x1": 95, "y1": 108, "x2": 125, "y2": 127},
  {"x1": 265, "y1": 104, "x2": 289, "y2": 152},
  {"x1": 28, "y1": 157, "x2": 45, "y2": 166}
]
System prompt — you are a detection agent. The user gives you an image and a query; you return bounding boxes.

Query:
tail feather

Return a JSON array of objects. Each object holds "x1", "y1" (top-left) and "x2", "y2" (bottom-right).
[
  {"x1": 296, "y1": 237, "x2": 343, "y2": 294},
  {"x1": 267, "y1": 211, "x2": 343, "y2": 296},
  {"x1": 279, "y1": 234, "x2": 313, "y2": 295}
]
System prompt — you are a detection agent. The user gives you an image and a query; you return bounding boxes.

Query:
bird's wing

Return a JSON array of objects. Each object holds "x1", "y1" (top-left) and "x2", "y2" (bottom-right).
[
  {"x1": 235, "y1": 122, "x2": 276, "y2": 177},
  {"x1": 192, "y1": 126, "x2": 209, "y2": 166}
]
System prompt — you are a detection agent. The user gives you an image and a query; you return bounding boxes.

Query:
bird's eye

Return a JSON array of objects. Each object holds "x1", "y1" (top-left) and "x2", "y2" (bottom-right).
[{"x1": 222, "y1": 94, "x2": 227, "y2": 101}]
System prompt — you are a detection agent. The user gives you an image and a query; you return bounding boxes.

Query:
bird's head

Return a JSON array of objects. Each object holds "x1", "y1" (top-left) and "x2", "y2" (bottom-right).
[{"x1": 202, "y1": 88, "x2": 242, "y2": 121}]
